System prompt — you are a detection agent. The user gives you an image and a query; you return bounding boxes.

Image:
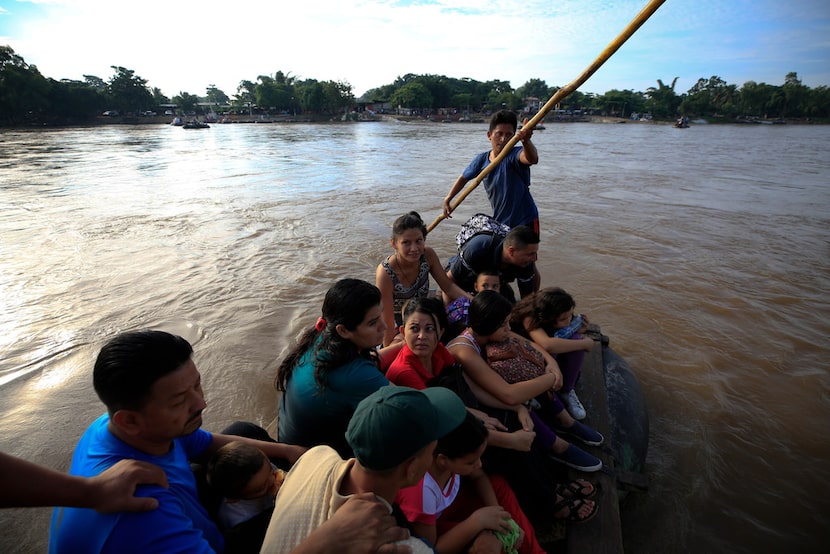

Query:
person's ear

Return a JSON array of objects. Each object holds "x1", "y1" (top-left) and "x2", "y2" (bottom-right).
[
  {"x1": 402, "y1": 456, "x2": 423, "y2": 484},
  {"x1": 434, "y1": 453, "x2": 450, "y2": 471},
  {"x1": 335, "y1": 323, "x2": 352, "y2": 341},
  {"x1": 111, "y1": 409, "x2": 143, "y2": 437}
]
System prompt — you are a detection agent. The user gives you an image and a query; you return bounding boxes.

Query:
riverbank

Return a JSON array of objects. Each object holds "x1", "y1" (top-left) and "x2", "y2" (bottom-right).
[{"x1": 5, "y1": 113, "x2": 824, "y2": 129}]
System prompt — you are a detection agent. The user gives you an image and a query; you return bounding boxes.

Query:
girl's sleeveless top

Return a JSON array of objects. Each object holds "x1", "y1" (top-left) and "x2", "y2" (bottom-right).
[
  {"x1": 382, "y1": 254, "x2": 431, "y2": 322},
  {"x1": 447, "y1": 329, "x2": 482, "y2": 357}
]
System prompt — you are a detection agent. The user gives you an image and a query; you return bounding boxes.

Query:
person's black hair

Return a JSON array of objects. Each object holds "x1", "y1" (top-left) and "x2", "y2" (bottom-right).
[
  {"x1": 207, "y1": 441, "x2": 269, "y2": 499},
  {"x1": 93, "y1": 330, "x2": 193, "y2": 413},
  {"x1": 276, "y1": 279, "x2": 381, "y2": 391},
  {"x1": 392, "y1": 211, "x2": 428, "y2": 240},
  {"x1": 511, "y1": 287, "x2": 575, "y2": 334},
  {"x1": 504, "y1": 225, "x2": 540, "y2": 249},
  {"x1": 468, "y1": 290, "x2": 513, "y2": 336},
  {"x1": 402, "y1": 296, "x2": 449, "y2": 336},
  {"x1": 489, "y1": 109, "x2": 518, "y2": 133},
  {"x1": 436, "y1": 411, "x2": 488, "y2": 459}
]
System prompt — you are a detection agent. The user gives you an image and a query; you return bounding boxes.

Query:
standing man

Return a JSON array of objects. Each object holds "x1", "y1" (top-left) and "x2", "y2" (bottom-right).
[
  {"x1": 49, "y1": 330, "x2": 308, "y2": 553},
  {"x1": 443, "y1": 109, "x2": 540, "y2": 235}
]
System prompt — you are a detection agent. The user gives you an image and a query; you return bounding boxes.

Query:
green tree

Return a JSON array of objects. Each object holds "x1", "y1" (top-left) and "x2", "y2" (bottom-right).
[
  {"x1": 595, "y1": 89, "x2": 645, "y2": 117},
  {"x1": 0, "y1": 45, "x2": 51, "y2": 124},
  {"x1": 389, "y1": 82, "x2": 433, "y2": 111},
  {"x1": 320, "y1": 80, "x2": 353, "y2": 114},
  {"x1": 205, "y1": 84, "x2": 229, "y2": 106},
  {"x1": 414, "y1": 74, "x2": 452, "y2": 109},
  {"x1": 782, "y1": 72, "x2": 808, "y2": 118},
  {"x1": 83, "y1": 75, "x2": 107, "y2": 91},
  {"x1": 680, "y1": 75, "x2": 734, "y2": 117},
  {"x1": 255, "y1": 74, "x2": 294, "y2": 111},
  {"x1": 645, "y1": 77, "x2": 680, "y2": 119},
  {"x1": 296, "y1": 79, "x2": 325, "y2": 112},
  {"x1": 234, "y1": 80, "x2": 256, "y2": 113},
  {"x1": 172, "y1": 91, "x2": 198, "y2": 114},
  {"x1": 48, "y1": 79, "x2": 105, "y2": 121},
  {"x1": 805, "y1": 85, "x2": 830, "y2": 118},
  {"x1": 106, "y1": 66, "x2": 153, "y2": 114},
  {"x1": 738, "y1": 81, "x2": 775, "y2": 117},
  {"x1": 516, "y1": 78, "x2": 550, "y2": 102},
  {"x1": 151, "y1": 87, "x2": 169, "y2": 106}
]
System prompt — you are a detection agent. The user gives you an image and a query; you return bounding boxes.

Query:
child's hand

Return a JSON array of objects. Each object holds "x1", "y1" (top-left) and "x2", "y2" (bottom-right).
[
  {"x1": 516, "y1": 404, "x2": 534, "y2": 432},
  {"x1": 508, "y1": 429, "x2": 536, "y2": 452},
  {"x1": 578, "y1": 313, "x2": 590, "y2": 334},
  {"x1": 472, "y1": 506, "x2": 512, "y2": 533},
  {"x1": 581, "y1": 338, "x2": 595, "y2": 352}
]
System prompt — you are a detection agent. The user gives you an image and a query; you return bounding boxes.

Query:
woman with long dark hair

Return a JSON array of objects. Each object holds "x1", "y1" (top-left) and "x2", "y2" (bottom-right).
[{"x1": 276, "y1": 279, "x2": 400, "y2": 457}]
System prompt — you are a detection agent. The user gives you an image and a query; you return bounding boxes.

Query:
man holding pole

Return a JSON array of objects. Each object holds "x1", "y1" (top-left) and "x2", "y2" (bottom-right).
[{"x1": 442, "y1": 109, "x2": 540, "y2": 236}]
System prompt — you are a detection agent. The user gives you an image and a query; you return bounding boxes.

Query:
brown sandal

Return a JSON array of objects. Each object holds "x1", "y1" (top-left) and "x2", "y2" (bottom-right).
[
  {"x1": 553, "y1": 497, "x2": 599, "y2": 524},
  {"x1": 555, "y1": 479, "x2": 598, "y2": 500}
]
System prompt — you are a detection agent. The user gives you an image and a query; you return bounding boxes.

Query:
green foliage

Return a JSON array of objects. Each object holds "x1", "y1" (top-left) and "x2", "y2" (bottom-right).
[
  {"x1": 389, "y1": 82, "x2": 433, "y2": 110},
  {"x1": 594, "y1": 89, "x2": 645, "y2": 117},
  {"x1": 646, "y1": 77, "x2": 680, "y2": 118},
  {"x1": 172, "y1": 91, "x2": 199, "y2": 114},
  {"x1": 295, "y1": 79, "x2": 325, "y2": 112},
  {"x1": 516, "y1": 78, "x2": 550, "y2": 101},
  {"x1": 49, "y1": 79, "x2": 106, "y2": 121},
  {"x1": 107, "y1": 66, "x2": 153, "y2": 114},
  {"x1": 1, "y1": 45, "x2": 829, "y2": 125},
  {"x1": 151, "y1": 87, "x2": 170, "y2": 106},
  {"x1": 205, "y1": 84, "x2": 229, "y2": 106},
  {"x1": 255, "y1": 75, "x2": 293, "y2": 111}
]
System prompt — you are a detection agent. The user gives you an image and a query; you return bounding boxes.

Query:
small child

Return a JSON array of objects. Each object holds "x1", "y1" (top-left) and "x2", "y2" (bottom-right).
[
  {"x1": 510, "y1": 287, "x2": 594, "y2": 420},
  {"x1": 207, "y1": 441, "x2": 285, "y2": 531},
  {"x1": 396, "y1": 411, "x2": 546, "y2": 554},
  {"x1": 444, "y1": 269, "x2": 500, "y2": 342}
]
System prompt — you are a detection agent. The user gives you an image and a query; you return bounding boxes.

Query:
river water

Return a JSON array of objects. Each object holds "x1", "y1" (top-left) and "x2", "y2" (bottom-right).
[{"x1": 1, "y1": 120, "x2": 828, "y2": 552}]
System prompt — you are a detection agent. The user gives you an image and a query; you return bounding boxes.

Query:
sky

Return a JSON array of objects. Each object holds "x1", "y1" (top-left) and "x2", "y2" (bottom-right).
[{"x1": 1, "y1": 0, "x2": 828, "y2": 100}]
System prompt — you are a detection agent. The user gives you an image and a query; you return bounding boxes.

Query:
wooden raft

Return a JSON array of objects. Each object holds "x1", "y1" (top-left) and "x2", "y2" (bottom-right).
[{"x1": 565, "y1": 337, "x2": 624, "y2": 554}]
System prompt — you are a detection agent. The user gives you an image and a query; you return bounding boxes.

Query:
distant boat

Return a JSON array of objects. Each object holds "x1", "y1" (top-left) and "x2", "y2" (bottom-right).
[{"x1": 182, "y1": 120, "x2": 210, "y2": 129}]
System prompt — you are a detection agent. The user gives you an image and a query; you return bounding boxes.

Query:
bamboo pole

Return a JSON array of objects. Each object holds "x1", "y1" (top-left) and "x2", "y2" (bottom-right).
[{"x1": 427, "y1": 0, "x2": 667, "y2": 233}]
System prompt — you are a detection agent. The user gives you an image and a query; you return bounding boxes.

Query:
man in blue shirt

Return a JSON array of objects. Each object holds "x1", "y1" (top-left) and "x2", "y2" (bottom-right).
[
  {"x1": 49, "y1": 330, "x2": 306, "y2": 554},
  {"x1": 442, "y1": 109, "x2": 540, "y2": 235}
]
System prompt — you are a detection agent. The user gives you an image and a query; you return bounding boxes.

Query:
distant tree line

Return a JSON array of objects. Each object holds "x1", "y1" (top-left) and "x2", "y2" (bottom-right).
[{"x1": 2, "y1": 44, "x2": 828, "y2": 126}]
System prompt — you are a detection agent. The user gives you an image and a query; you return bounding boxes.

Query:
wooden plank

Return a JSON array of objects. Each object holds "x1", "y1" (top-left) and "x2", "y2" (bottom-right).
[{"x1": 565, "y1": 338, "x2": 624, "y2": 554}]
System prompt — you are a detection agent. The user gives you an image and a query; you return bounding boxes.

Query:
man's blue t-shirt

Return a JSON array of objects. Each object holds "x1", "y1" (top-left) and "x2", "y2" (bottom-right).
[
  {"x1": 49, "y1": 414, "x2": 221, "y2": 554},
  {"x1": 463, "y1": 146, "x2": 537, "y2": 228}
]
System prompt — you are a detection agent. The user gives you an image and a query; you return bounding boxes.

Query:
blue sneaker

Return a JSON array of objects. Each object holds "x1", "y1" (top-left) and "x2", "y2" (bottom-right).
[
  {"x1": 548, "y1": 444, "x2": 602, "y2": 472},
  {"x1": 555, "y1": 421, "x2": 604, "y2": 446}
]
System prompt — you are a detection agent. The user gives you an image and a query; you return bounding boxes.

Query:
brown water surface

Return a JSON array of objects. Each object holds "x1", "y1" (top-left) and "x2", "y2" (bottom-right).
[{"x1": 1, "y1": 121, "x2": 828, "y2": 552}]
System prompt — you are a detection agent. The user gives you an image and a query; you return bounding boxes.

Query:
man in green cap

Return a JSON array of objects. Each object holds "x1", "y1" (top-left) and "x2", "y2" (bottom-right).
[{"x1": 261, "y1": 385, "x2": 467, "y2": 554}]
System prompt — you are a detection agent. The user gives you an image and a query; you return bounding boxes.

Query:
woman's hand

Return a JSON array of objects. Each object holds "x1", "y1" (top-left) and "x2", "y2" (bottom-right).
[{"x1": 545, "y1": 363, "x2": 563, "y2": 390}]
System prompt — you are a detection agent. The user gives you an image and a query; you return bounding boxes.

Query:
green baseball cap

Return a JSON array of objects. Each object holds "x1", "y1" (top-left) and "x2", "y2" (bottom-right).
[{"x1": 346, "y1": 385, "x2": 467, "y2": 471}]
